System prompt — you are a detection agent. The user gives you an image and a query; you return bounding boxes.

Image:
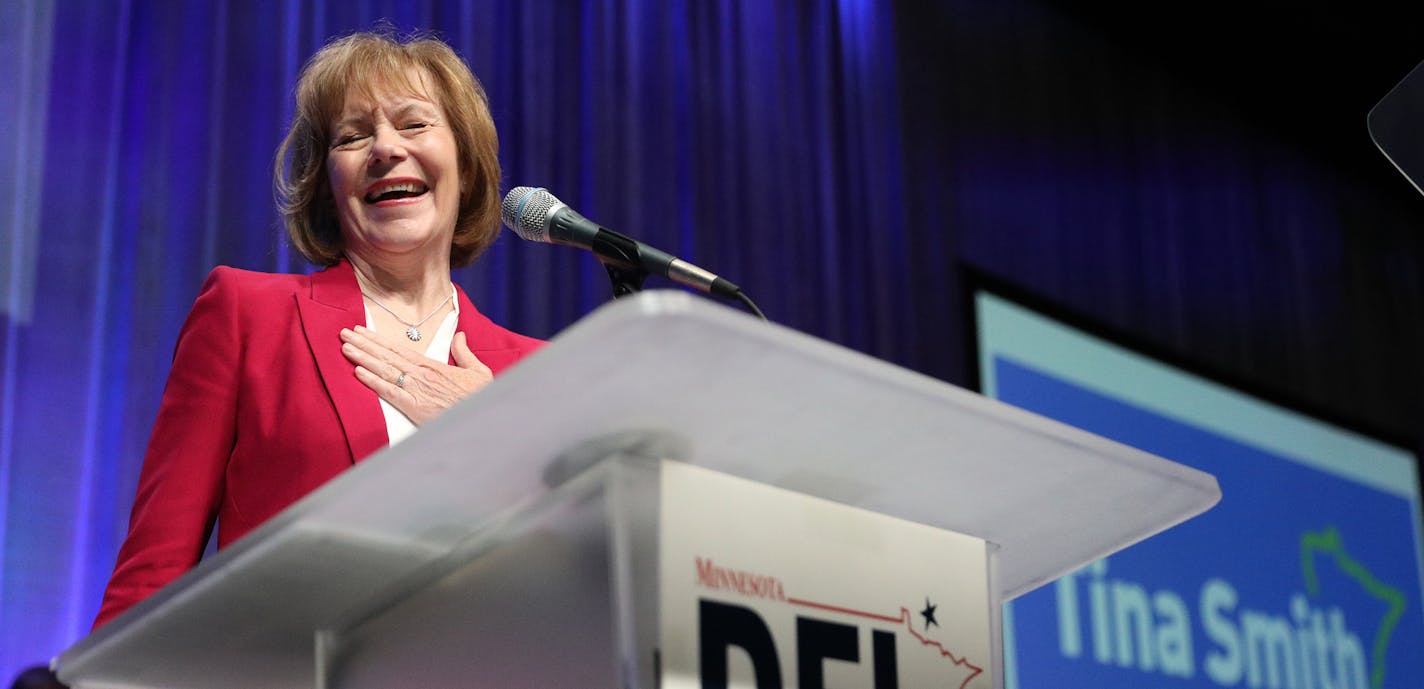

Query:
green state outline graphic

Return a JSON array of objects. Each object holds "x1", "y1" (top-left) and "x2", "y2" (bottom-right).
[{"x1": 1299, "y1": 527, "x2": 1407, "y2": 689}]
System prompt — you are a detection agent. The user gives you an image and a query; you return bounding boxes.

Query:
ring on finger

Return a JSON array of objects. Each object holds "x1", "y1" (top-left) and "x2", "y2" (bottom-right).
[{"x1": 395, "y1": 372, "x2": 407, "y2": 389}]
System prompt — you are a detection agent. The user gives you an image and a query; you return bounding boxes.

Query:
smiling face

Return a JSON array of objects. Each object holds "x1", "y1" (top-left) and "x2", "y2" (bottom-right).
[{"x1": 325, "y1": 70, "x2": 462, "y2": 267}]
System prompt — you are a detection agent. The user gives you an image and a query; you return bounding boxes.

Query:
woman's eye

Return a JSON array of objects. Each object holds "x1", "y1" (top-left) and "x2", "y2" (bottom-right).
[
  {"x1": 402, "y1": 122, "x2": 430, "y2": 131},
  {"x1": 332, "y1": 134, "x2": 366, "y2": 148}
]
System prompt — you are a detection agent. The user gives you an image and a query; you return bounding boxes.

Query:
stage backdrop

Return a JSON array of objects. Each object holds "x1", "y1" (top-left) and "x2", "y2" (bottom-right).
[{"x1": 4, "y1": 0, "x2": 1423, "y2": 680}]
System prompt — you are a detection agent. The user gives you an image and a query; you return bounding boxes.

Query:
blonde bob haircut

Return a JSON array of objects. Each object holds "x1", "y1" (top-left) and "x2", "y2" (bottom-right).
[{"x1": 274, "y1": 30, "x2": 501, "y2": 268}]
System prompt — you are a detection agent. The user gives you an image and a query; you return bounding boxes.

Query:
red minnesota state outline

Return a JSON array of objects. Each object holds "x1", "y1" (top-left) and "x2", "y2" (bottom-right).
[{"x1": 786, "y1": 597, "x2": 984, "y2": 689}]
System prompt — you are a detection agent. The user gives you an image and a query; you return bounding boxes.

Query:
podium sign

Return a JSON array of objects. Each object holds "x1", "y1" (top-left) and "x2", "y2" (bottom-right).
[{"x1": 660, "y1": 462, "x2": 993, "y2": 689}]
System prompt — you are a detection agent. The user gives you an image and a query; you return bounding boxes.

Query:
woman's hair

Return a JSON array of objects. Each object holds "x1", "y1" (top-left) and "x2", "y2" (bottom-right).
[{"x1": 274, "y1": 30, "x2": 501, "y2": 267}]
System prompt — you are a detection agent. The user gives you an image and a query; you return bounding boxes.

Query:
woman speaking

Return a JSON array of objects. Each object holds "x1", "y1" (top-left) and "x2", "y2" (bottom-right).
[{"x1": 94, "y1": 30, "x2": 542, "y2": 627}]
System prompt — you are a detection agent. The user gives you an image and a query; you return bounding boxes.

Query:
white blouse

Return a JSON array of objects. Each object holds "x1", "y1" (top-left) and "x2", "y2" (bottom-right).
[{"x1": 363, "y1": 288, "x2": 459, "y2": 446}]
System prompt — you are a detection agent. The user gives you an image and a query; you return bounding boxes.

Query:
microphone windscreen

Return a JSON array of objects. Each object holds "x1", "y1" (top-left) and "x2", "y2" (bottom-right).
[{"x1": 500, "y1": 186, "x2": 561, "y2": 243}]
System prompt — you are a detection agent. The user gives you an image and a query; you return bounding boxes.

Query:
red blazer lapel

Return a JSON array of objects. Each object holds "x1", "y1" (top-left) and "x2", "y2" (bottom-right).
[
  {"x1": 296, "y1": 260, "x2": 388, "y2": 463},
  {"x1": 453, "y1": 286, "x2": 536, "y2": 373}
]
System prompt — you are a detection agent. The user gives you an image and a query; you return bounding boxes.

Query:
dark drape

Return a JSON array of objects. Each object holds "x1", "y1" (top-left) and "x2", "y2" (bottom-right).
[
  {"x1": 3, "y1": 0, "x2": 1422, "y2": 677},
  {"x1": 894, "y1": 1, "x2": 1424, "y2": 430}
]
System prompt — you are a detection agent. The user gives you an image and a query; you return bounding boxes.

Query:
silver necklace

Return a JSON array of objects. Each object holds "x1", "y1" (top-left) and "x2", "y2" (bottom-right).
[{"x1": 362, "y1": 290, "x2": 453, "y2": 342}]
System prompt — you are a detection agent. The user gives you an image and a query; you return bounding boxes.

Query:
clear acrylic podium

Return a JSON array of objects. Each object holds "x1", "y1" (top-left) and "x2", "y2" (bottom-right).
[{"x1": 56, "y1": 291, "x2": 1221, "y2": 689}]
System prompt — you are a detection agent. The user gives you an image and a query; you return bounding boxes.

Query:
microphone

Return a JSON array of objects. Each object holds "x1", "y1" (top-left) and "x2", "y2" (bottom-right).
[{"x1": 500, "y1": 186, "x2": 742, "y2": 298}]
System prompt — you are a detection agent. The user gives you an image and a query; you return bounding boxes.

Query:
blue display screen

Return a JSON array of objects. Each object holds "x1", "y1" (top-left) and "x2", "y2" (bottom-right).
[{"x1": 976, "y1": 293, "x2": 1424, "y2": 689}]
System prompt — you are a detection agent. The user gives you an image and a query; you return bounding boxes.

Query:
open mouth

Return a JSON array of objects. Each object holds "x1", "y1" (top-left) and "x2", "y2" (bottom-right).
[{"x1": 364, "y1": 180, "x2": 429, "y2": 204}]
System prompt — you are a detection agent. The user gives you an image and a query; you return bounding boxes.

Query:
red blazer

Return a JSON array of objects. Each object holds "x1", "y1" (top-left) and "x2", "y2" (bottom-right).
[{"x1": 94, "y1": 260, "x2": 544, "y2": 628}]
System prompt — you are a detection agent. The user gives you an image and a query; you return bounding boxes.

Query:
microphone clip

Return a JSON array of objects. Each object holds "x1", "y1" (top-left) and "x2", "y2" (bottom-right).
[{"x1": 591, "y1": 231, "x2": 652, "y2": 298}]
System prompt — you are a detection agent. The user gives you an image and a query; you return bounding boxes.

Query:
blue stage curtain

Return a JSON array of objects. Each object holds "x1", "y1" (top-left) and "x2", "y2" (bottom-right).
[{"x1": 0, "y1": 0, "x2": 910, "y2": 674}]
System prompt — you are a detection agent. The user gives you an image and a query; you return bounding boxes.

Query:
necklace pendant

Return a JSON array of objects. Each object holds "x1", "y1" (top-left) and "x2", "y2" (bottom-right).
[{"x1": 406, "y1": 326, "x2": 422, "y2": 342}]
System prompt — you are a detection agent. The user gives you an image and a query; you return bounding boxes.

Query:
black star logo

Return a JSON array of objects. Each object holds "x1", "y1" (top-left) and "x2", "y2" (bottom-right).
[{"x1": 920, "y1": 597, "x2": 939, "y2": 631}]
